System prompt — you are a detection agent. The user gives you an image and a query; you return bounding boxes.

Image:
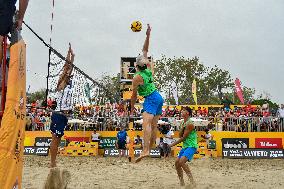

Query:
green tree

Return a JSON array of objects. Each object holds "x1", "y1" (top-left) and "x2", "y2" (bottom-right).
[
  {"x1": 94, "y1": 73, "x2": 121, "y2": 105},
  {"x1": 251, "y1": 99, "x2": 279, "y2": 111},
  {"x1": 180, "y1": 56, "x2": 208, "y2": 104},
  {"x1": 205, "y1": 65, "x2": 234, "y2": 102},
  {"x1": 154, "y1": 56, "x2": 235, "y2": 105},
  {"x1": 155, "y1": 55, "x2": 186, "y2": 105},
  {"x1": 155, "y1": 56, "x2": 208, "y2": 104},
  {"x1": 27, "y1": 89, "x2": 46, "y2": 104}
]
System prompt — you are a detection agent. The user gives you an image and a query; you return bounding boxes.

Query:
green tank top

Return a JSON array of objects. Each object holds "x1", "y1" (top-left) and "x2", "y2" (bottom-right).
[
  {"x1": 134, "y1": 68, "x2": 156, "y2": 96},
  {"x1": 181, "y1": 119, "x2": 198, "y2": 148}
]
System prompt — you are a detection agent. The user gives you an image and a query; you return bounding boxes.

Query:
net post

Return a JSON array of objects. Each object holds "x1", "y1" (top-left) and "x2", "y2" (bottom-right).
[{"x1": 1, "y1": 36, "x2": 7, "y2": 113}]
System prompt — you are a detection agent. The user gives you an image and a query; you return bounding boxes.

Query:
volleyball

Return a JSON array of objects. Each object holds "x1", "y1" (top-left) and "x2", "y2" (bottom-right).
[{"x1": 131, "y1": 21, "x2": 142, "y2": 32}]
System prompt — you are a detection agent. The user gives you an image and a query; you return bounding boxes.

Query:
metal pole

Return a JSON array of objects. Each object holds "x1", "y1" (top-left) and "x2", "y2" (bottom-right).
[
  {"x1": 1, "y1": 36, "x2": 7, "y2": 113},
  {"x1": 46, "y1": 48, "x2": 51, "y2": 107}
]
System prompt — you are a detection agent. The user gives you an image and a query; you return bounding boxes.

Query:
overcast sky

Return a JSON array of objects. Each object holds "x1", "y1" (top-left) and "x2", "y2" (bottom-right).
[{"x1": 21, "y1": 0, "x2": 284, "y2": 103}]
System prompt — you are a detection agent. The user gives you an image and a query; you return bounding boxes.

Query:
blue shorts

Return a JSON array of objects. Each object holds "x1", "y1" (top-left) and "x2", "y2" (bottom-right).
[
  {"x1": 50, "y1": 112, "x2": 68, "y2": 138},
  {"x1": 142, "y1": 91, "x2": 164, "y2": 116},
  {"x1": 178, "y1": 147, "x2": 197, "y2": 161}
]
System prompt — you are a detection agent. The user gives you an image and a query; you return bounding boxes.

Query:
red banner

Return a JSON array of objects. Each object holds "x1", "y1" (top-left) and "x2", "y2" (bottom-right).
[
  {"x1": 235, "y1": 78, "x2": 244, "y2": 104},
  {"x1": 255, "y1": 138, "x2": 283, "y2": 149},
  {"x1": 64, "y1": 137, "x2": 90, "y2": 142}
]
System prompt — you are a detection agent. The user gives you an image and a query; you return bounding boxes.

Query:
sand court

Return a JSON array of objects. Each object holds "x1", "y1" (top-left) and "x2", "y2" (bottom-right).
[{"x1": 23, "y1": 156, "x2": 284, "y2": 189}]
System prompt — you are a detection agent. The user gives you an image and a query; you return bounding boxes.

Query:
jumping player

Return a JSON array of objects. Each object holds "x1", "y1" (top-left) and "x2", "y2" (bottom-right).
[
  {"x1": 49, "y1": 43, "x2": 75, "y2": 168},
  {"x1": 130, "y1": 24, "x2": 164, "y2": 163},
  {"x1": 169, "y1": 107, "x2": 198, "y2": 187}
]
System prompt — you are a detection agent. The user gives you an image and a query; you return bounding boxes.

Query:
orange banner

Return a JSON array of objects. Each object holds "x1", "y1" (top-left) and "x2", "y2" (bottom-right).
[{"x1": 0, "y1": 39, "x2": 26, "y2": 189}]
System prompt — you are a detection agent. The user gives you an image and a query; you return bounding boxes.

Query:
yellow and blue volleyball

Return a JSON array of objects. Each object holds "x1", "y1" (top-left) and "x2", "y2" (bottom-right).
[{"x1": 131, "y1": 21, "x2": 142, "y2": 32}]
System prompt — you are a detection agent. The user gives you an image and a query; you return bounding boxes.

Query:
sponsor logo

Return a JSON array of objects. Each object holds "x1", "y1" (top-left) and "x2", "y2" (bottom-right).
[
  {"x1": 222, "y1": 138, "x2": 249, "y2": 149},
  {"x1": 35, "y1": 137, "x2": 52, "y2": 147},
  {"x1": 34, "y1": 137, "x2": 65, "y2": 148},
  {"x1": 99, "y1": 137, "x2": 117, "y2": 149},
  {"x1": 104, "y1": 148, "x2": 160, "y2": 158},
  {"x1": 24, "y1": 147, "x2": 49, "y2": 156},
  {"x1": 255, "y1": 138, "x2": 283, "y2": 149},
  {"x1": 223, "y1": 149, "x2": 284, "y2": 159}
]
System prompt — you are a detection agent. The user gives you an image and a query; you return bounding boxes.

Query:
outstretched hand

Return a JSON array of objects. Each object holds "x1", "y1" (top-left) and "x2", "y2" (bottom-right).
[
  {"x1": 146, "y1": 24, "x2": 151, "y2": 36},
  {"x1": 68, "y1": 43, "x2": 75, "y2": 57}
]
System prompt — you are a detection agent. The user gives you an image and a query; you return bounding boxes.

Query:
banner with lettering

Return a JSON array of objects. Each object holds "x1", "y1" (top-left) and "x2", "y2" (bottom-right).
[
  {"x1": 104, "y1": 148, "x2": 161, "y2": 158},
  {"x1": 223, "y1": 149, "x2": 284, "y2": 159},
  {"x1": 0, "y1": 39, "x2": 26, "y2": 189},
  {"x1": 99, "y1": 137, "x2": 117, "y2": 149},
  {"x1": 24, "y1": 147, "x2": 49, "y2": 156},
  {"x1": 255, "y1": 138, "x2": 283, "y2": 149},
  {"x1": 222, "y1": 138, "x2": 249, "y2": 149}
]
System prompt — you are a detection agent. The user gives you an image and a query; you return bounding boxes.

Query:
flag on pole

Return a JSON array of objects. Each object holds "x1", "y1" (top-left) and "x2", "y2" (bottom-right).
[
  {"x1": 192, "y1": 79, "x2": 197, "y2": 105},
  {"x1": 235, "y1": 78, "x2": 245, "y2": 104}
]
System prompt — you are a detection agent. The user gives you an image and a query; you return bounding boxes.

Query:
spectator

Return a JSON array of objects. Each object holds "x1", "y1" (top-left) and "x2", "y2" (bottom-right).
[
  {"x1": 116, "y1": 128, "x2": 128, "y2": 157},
  {"x1": 163, "y1": 127, "x2": 175, "y2": 158},
  {"x1": 158, "y1": 137, "x2": 165, "y2": 157},
  {"x1": 47, "y1": 97, "x2": 53, "y2": 108},
  {"x1": 134, "y1": 135, "x2": 143, "y2": 146},
  {"x1": 91, "y1": 129, "x2": 101, "y2": 142},
  {"x1": 201, "y1": 128, "x2": 212, "y2": 147},
  {"x1": 278, "y1": 104, "x2": 284, "y2": 126},
  {"x1": 221, "y1": 96, "x2": 233, "y2": 111}
]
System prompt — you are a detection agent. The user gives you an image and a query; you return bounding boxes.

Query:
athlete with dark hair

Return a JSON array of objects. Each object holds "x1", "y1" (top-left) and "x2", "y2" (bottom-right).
[
  {"x1": 170, "y1": 107, "x2": 198, "y2": 187},
  {"x1": 49, "y1": 43, "x2": 75, "y2": 168}
]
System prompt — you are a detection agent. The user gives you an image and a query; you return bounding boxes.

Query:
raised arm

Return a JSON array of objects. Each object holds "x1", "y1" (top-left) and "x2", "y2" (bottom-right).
[
  {"x1": 66, "y1": 43, "x2": 75, "y2": 75},
  {"x1": 56, "y1": 43, "x2": 75, "y2": 91},
  {"x1": 142, "y1": 24, "x2": 151, "y2": 58},
  {"x1": 142, "y1": 24, "x2": 155, "y2": 73}
]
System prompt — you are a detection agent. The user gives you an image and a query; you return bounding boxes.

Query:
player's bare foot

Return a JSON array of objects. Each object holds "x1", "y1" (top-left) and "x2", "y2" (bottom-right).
[
  {"x1": 180, "y1": 179, "x2": 185, "y2": 186},
  {"x1": 190, "y1": 180, "x2": 196, "y2": 188},
  {"x1": 135, "y1": 152, "x2": 150, "y2": 163},
  {"x1": 49, "y1": 162, "x2": 57, "y2": 168},
  {"x1": 44, "y1": 168, "x2": 70, "y2": 189}
]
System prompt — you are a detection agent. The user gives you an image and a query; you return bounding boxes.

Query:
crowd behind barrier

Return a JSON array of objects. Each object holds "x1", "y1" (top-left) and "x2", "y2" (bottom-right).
[{"x1": 25, "y1": 101, "x2": 284, "y2": 132}]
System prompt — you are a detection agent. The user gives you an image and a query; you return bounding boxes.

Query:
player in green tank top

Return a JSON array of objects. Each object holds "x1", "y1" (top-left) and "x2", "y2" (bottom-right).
[
  {"x1": 169, "y1": 107, "x2": 197, "y2": 187},
  {"x1": 133, "y1": 68, "x2": 156, "y2": 97},
  {"x1": 130, "y1": 24, "x2": 164, "y2": 163}
]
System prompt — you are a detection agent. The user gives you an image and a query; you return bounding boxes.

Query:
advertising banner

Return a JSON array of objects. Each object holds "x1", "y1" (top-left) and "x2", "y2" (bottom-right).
[
  {"x1": 222, "y1": 138, "x2": 249, "y2": 149},
  {"x1": 24, "y1": 147, "x2": 49, "y2": 156},
  {"x1": 104, "y1": 148, "x2": 160, "y2": 158},
  {"x1": 223, "y1": 149, "x2": 284, "y2": 159},
  {"x1": 255, "y1": 138, "x2": 282, "y2": 149},
  {"x1": 99, "y1": 137, "x2": 117, "y2": 149}
]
